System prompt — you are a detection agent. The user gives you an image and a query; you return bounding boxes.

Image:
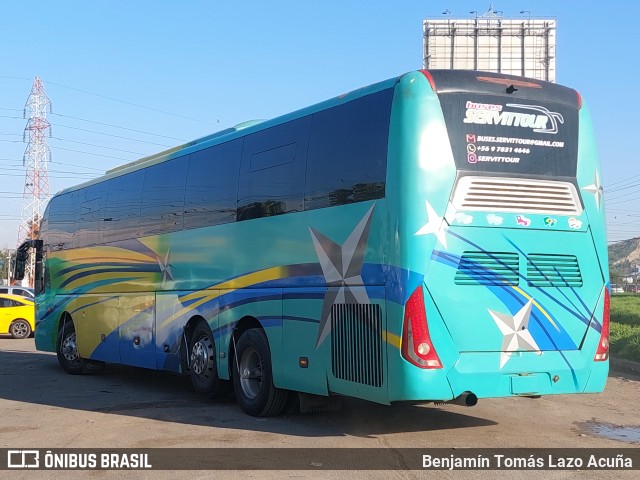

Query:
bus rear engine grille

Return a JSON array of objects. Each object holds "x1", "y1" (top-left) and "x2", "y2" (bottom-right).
[
  {"x1": 452, "y1": 176, "x2": 582, "y2": 215},
  {"x1": 527, "y1": 254, "x2": 583, "y2": 287},
  {"x1": 331, "y1": 303, "x2": 383, "y2": 387},
  {"x1": 454, "y1": 252, "x2": 519, "y2": 286}
]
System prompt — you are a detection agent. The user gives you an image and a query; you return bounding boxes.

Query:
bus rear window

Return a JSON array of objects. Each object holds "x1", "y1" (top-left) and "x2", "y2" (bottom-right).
[{"x1": 438, "y1": 92, "x2": 579, "y2": 177}]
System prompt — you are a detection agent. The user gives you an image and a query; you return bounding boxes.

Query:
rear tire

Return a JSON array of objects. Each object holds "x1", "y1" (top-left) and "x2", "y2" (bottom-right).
[
  {"x1": 232, "y1": 328, "x2": 288, "y2": 416},
  {"x1": 57, "y1": 321, "x2": 87, "y2": 375},
  {"x1": 189, "y1": 322, "x2": 231, "y2": 398},
  {"x1": 9, "y1": 319, "x2": 31, "y2": 339}
]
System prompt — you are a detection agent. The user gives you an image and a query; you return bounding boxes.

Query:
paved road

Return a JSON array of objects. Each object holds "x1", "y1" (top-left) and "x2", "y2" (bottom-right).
[{"x1": 0, "y1": 336, "x2": 638, "y2": 479}]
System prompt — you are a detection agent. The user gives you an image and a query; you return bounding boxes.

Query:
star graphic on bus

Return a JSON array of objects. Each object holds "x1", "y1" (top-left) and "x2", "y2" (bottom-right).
[
  {"x1": 157, "y1": 248, "x2": 174, "y2": 286},
  {"x1": 488, "y1": 299, "x2": 541, "y2": 368},
  {"x1": 309, "y1": 204, "x2": 375, "y2": 347},
  {"x1": 415, "y1": 200, "x2": 448, "y2": 248},
  {"x1": 581, "y1": 171, "x2": 603, "y2": 210}
]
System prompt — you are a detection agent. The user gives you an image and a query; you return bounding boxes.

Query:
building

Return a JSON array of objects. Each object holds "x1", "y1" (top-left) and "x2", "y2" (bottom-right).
[{"x1": 423, "y1": 7, "x2": 556, "y2": 82}]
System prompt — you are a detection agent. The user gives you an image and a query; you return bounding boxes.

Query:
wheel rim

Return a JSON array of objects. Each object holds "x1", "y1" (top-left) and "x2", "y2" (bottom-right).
[
  {"x1": 61, "y1": 331, "x2": 79, "y2": 363},
  {"x1": 11, "y1": 321, "x2": 28, "y2": 338},
  {"x1": 190, "y1": 335, "x2": 213, "y2": 378},
  {"x1": 239, "y1": 346, "x2": 262, "y2": 399}
]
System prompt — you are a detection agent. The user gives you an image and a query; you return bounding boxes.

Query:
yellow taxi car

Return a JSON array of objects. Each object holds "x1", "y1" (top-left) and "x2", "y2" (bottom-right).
[{"x1": 0, "y1": 293, "x2": 35, "y2": 339}]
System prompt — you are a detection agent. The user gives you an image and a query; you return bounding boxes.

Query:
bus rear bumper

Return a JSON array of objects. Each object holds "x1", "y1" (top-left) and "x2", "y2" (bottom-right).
[{"x1": 446, "y1": 350, "x2": 609, "y2": 399}]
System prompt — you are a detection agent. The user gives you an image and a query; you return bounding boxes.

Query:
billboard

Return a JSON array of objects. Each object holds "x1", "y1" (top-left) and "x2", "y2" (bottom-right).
[{"x1": 423, "y1": 13, "x2": 556, "y2": 82}]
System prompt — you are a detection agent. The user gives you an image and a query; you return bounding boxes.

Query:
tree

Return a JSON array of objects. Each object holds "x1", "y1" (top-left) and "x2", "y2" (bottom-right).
[{"x1": 0, "y1": 248, "x2": 13, "y2": 286}]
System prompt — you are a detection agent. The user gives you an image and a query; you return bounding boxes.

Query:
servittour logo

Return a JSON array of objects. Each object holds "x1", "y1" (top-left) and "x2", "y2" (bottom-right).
[{"x1": 463, "y1": 101, "x2": 564, "y2": 134}]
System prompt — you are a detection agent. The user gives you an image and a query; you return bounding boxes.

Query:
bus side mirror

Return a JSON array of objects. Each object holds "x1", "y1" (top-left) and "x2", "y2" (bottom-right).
[
  {"x1": 13, "y1": 248, "x2": 29, "y2": 281},
  {"x1": 13, "y1": 240, "x2": 43, "y2": 288}
]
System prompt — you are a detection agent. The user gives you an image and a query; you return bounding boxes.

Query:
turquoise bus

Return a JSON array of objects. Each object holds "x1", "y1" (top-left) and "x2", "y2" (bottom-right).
[{"x1": 25, "y1": 70, "x2": 609, "y2": 416}]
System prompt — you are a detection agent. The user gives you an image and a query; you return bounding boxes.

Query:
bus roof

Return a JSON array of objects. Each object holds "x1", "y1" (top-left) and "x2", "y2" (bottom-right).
[
  {"x1": 54, "y1": 69, "x2": 580, "y2": 198},
  {"x1": 55, "y1": 74, "x2": 400, "y2": 196}
]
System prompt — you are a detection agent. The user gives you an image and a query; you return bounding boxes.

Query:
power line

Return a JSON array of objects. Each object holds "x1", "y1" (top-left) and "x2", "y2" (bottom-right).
[
  {"x1": 49, "y1": 145, "x2": 132, "y2": 161},
  {"x1": 607, "y1": 184, "x2": 640, "y2": 195},
  {"x1": 50, "y1": 112, "x2": 186, "y2": 141},
  {"x1": 607, "y1": 195, "x2": 640, "y2": 205},
  {"x1": 0, "y1": 157, "x2": 105, "y2": 172},
  {"x1": 5, "y1": 74, "x2": 220, "y2": 127},
  {"x1": 0, "y1": 166, "x2": 94, "y2": 177},
  {"x1": 0, "y1": 172, "x2": 93, "y2": 180},
  {"x1": 51, "y1": 122, "x2": 173, "y2": 148},
  {"x1": 3, "y1": 127, "x2": 171, "y2": 155},
  {"x1": 4, "y1": 109, "x2": 187, "y2": 142},
  {"x1": 607, "y1": 190, "x2": 640, "y2": 202},
  {"x1": 605, "y1": 174, "x2": 640, "y2": 189},
  {"x1": 46, "y1": 80, "x2": 219, "y2": 127},
  {"x1": 50, "y1": 160, "x2": 104, "y2": 172},
  {"x1": 0, "y1": 75, "x2": 30, "y2": 81},
  {"x1": 50, "y1": 136, "x2": 146, "y2": 156}
]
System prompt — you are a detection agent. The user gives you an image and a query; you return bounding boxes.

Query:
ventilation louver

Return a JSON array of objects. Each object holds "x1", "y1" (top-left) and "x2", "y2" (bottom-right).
[
  {"x1": 455, "y1": 252, "x2": 519, "y2": 286},
  {"x1": 331, "y1": 304, "x2": 383, "y2": 387},
  {"x1": 527, "y1": 254, "x2": 582, "y2": 287},
  {"x1": 452, "y1": 176, "x2": 582, "y2": 215}
]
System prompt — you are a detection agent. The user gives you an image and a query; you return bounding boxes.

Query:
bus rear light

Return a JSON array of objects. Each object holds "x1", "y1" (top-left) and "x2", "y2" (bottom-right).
[
  {"x1": 401, "y1": 286, "x2": 442, "y2": 369},
  {"x1": 594, "y1": 288, "x2": 610, "y2": 362},
  {"x1": 575, "y1": 90, "x2": 583, "y2": 110},
  {"x1": 420, "y1": 70, "x2": 437, "y2": 92}
]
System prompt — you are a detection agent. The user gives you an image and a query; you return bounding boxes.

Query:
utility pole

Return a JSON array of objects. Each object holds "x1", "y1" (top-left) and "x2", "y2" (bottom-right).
[{"x1": 17, "y1": 77, "x2": 51, "y2": 287}]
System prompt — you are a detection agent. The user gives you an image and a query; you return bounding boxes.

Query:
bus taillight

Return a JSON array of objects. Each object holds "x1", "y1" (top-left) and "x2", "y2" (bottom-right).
[
  {"x1": 420, "y1": 70, "x2": 437, "y2": 92},
  {"x1": 576, "y1": 90, "x2": 583, "y2": 110},
  {"x1": 594, "y1": 288, "x2": 610, "y2": 362},
  {"x1": 401, "y1": 286, "x2": 442, "y2": 369}
]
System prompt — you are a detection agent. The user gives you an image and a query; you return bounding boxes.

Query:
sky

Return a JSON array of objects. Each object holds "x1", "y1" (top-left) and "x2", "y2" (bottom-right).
[{"x1": 1, "y1": 0, "x2": 638, "y2": 248}]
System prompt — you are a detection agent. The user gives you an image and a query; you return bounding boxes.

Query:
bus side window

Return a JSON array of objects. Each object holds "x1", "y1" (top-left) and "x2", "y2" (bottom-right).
[
  {"x1": 237, "y1": 117, "x2": 310, "y2": 221},
  {"x1": 305, "y1": 88, "x2": 393, "y2": 211},
  {"x1": 140, "y1": 157, "x2": 187, "y2": 237},
  {"x1": 74, "y1": 183, "x2": 107, "y2": 248},
  {"x1": 47, "y1": 191, "x2": 78, "y2": 251},
  {"x1": 104, "y1": 170, "x2": 144, "y2": 244},
  {"x1": 184, "y1": 139, "x2": 242, "y2": 229}
]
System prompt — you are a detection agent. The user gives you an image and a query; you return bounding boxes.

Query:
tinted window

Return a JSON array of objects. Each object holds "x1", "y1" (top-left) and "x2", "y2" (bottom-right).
[
  {"x1": 39, "y1": 204, "x2": 50, "y2": 250},
  {"x1": 250, "y1": 143, "x2": 296, "y2": 171},
  {"x1": 0, "y1": 288, "x2": 7, "y2": 294},
  {"x1": 74, "y1": 183, "x2": 107, "y2": 248},
  {"x1": 104, "y1": 170, "x2": 144, "y2": 243},
  {"x1": 305, "y1": 89, "x2": 392, "y2": 210},
  {"x1": 47, "y1": 191, "x2": 78, "y2": 251},
  {"x1": 438, "y1": 92, "x2": 579, "y2": 177},
  {"x1": 184, "y1": 139, "x2": 242, "y2": 229},
  {"x1": 140, "y1": 157, "x2": 187, "y2": 236},
  {"x1": 237, "y1": 117, "x2": 309, "y2": 221}
]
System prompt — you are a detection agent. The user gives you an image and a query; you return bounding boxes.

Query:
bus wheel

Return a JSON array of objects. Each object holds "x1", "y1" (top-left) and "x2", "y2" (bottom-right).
[
  {"x1": 9, "y1": 319, "x2": 31, "y2": 339},
  {"x1": 57, "y1": 321, "x2": 87, "y2": 375},
  {"x1": 233, "y1": 328, "x2": 288, "y2": 417},
  {"x1": 189, "y1": 322, "x2": 230, "y2": 398}
]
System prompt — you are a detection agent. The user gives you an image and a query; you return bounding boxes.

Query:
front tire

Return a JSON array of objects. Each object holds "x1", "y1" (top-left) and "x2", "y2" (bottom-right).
[
  {"x1": 232, "y1": 328, "x2": 288, "y2": 417},
  {"x1": 189, "y1": 322, "x2": 230, "y2": 398},
  {"x1": 9, "y1": 319, "x2": 31, "y2": 339},
  {"x1": 57, "y1": 321, "x2": 87, "y2": 375}
]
